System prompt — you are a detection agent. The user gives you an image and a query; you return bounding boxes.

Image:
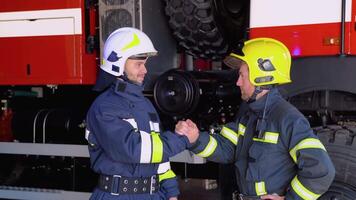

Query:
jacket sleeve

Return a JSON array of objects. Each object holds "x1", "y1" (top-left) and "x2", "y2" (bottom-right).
[
  {"x1": 189, "y1": 122, "x2": 239, "y2": 163},
  {"x1": 157, "y1": 162, "x2": 180, "y2": 199},
  {"x1": 283, "y1": 115, "x2": 335, "y2": 200},
  {"x1": 86, "y1": 104, "x2": 190, "y2": 164}
]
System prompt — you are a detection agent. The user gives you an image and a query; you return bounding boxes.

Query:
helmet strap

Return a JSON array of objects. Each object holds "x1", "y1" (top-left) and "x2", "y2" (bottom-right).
[
  {"x1": 248, "y1": 84, "x2": 275, "y2": 103},
  {"x1": 247, "y1": 86, "x2": 263, "y2": 104},
  {"x1": 121, "y1": 72, "x2": 144, "y2": 86}
]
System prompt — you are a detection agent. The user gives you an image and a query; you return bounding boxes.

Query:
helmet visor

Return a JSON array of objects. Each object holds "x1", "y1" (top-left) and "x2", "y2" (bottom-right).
[
  {"x1": 129, "y1": 52, "x2": 157, "y2": 60},
  {"x1": 223, "y1": 53, "x2": 245, "y2": 69}
]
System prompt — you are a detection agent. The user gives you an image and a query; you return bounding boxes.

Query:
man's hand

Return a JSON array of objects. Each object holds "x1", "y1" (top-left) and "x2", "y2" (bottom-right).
[
  {"x1": 175, "y1": 120, "x2": 190, "y2": 136},
  {"x1": 185, "y1": 119, "x2": 199, "y2": 143},
  {"x1": 169, "y1": 197, "x2": 178, "y2": 200},
  {"x1": 175, "y1": 119, "x2": 199, "y2": 143},
  {"x1": 260, "y1": 194, "x2": 285, "y2": 200}
]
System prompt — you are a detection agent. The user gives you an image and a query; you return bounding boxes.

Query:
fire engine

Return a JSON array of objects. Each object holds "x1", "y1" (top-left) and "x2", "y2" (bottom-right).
[{"x1": 0, "y1": 0, "x2": 355, "y2": 199}]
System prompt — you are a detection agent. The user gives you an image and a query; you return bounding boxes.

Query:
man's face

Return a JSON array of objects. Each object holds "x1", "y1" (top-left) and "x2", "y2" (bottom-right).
[
  {"x1": 236, "y1": 63, "x2": 255, "y2": 101},
  {"x1": 124, "y1": 58, "x2": 148, "y2": 84}
]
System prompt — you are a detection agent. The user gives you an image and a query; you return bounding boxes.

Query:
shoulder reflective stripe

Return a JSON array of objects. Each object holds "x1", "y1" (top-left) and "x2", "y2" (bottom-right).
[
  {"x1": 158, "y1": 169, "x2": 176, "y2": 182},
  {"x1": 157, "y1": 162, "x2": 171, "y2": 174},
  {"x1": 255, "y1": 181, "x2": 267, "y2": 196},
  {"x1": 289, "y1": 138, "x2": 326, "y2": 163},
  {"x1": 291, "y1": 176, "x2": 321, "y2": 200},
  {"x1": 220, "y1": 126, "x2": 238, "y2": 145},
  {"x1": 238, "y1": 123, "x2": 246, "y2": 136},
  {"x1": 151, "y1": 132, "x2": 163, "y2": 163},
  {"x1": 197, "y1": 136, "x2": 218, "y2": 158},
  {"x1": 85, "y1": 129, "x2": 90, "y2": 141},
  {"x1": 140, "y1": 130, "x2": 152, "y2": 163},
  {"x1": 253, "y1": 132, "x2": 279, "y2": 144},
  {"x1": 149, "y1": 121, "x2": 160, "y2": 132},
  {"x1": 121, "y1": 33, "x2": 140, "y2": 51},
  {"x1": 123, "y1": 118, "x2": 138, "y2": 130}
]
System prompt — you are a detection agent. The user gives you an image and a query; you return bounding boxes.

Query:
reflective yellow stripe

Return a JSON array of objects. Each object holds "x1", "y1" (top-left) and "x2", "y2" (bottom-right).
[
  {"x1": 197, "y1": 136, "x2": 217, "y2": 158},
  {"x1": 121, "y1": 33, "x2": 140, "y2": 51},
  {"x1": 238, "y1": 123, "x2": 246, "y2": 136},
  {"x1": 151, "y1": 132, "x2": 163, "y2": 163},
  {"x1": 220, "y1": 126, "x2": 238, "y2": 145},
  {"x1": 255, "y1": 181, "x2": 267, "y2": 195},
  {"x1": 253, "y1": 132, "x2": 279, "y2": 144},
  {"x1": 291, "y1": 176, "x2": 321, "y2": 200},
  {"x1": 289, "y1": 138, "x2": 326, "y2": 163},
  {"x1": 159, "y1": 169, "x2": 176, "y2": 182}
]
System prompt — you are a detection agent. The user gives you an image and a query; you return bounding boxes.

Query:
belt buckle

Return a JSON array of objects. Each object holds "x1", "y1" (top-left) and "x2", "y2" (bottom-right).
[
  {"x1": 110, "y1": 175, "x2": 121, "y2": 196},
  {"x1": 150, "y1": 175, "x2": 157, "y2": 195}
]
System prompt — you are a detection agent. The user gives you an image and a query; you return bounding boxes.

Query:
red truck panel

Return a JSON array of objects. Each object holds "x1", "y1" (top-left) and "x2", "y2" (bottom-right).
[
  {"x1": 250, "y1": 22, "x2": 352, "y2": 57},
  {"x1": 249, "y1": 0, "x2": 356, "y2": 57},
  {"x1": 0, "y1": 0, "x2": 97, "y2": 85},
  {"x1": 350, "y1": 1, "x2": 356, "y2": 54}
]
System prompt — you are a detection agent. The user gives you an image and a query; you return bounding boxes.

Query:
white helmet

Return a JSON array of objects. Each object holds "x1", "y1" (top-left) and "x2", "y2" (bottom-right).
[
  {"x1": 101, "y1": 27, "x2": 157, "y2": 76},
  {"x1": 93, "y1": 27, "x2": 157, "y2": 91}
]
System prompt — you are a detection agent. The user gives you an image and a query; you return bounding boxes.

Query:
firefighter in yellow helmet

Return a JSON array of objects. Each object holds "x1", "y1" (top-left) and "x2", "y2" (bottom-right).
[
  {"x1": 224, "y1": 37, "x2": 291, "y2": 102},
  {"x1": 176, "y1": 38, "x2": 335, "y2": 200}
]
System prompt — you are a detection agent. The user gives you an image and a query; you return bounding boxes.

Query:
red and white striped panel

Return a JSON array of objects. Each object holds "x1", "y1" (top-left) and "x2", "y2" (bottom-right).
[
  {"x1": 249, "y1": 0, "x2": 355, "y2": 56},
  {"x1": 0, "y1": 8, "x2": 82, "y2": 38}
]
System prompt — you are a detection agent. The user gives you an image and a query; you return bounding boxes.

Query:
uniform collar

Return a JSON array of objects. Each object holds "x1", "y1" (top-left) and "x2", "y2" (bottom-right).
[
  {"x1": 111, "y1": 79, "x2": 145, "y2": 100},
  {"x1": 247, "y1": 88, "x2": 280, "y2": 114}
]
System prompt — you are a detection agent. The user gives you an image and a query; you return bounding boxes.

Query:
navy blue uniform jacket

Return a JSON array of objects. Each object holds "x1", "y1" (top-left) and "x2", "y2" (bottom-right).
[
  {"x1": 86, "y1": 79, "x2": 190, "y2": 200},
  {"x1": 190, "y1": 88, "x2": 335, "y2": 199}
]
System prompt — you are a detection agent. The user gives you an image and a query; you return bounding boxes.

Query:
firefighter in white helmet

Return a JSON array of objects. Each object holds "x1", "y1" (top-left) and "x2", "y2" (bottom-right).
[
  {"x1": 176, "y1": 38, "x2": 335, "y2": 200},
  {"x1": 86, "y1": 27, "x2": 191, "y2": 200}
]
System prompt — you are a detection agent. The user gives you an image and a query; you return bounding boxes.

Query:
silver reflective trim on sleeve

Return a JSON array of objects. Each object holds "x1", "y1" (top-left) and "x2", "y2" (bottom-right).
[
  {"x1": 220, "y1": 126, "x2": 238, "y2": 145},
  {"x1": 149, "y1": 121, "x2": 160, "y2": 132},
  {"x1": 197, "y1": 136, "x2": 218, "y2": 158},
  {"x1": 157, "y1": 161, "x2": 171, "y2": 174},
  {"x1": 139, "y1": 130, "x2": 152, "y2": 163},
  {"x1": 289, "y1": 138, "x2": 326, "y2": 163},
  {"x1": 291, "y1": 176, "x2": 321, "y2": 200},
  {"x1": 123, "y1": 118, "x2": 138, "y2": 130},
  {"x1": 85, "y1": 129, "x2": 90, "y2": 141}
]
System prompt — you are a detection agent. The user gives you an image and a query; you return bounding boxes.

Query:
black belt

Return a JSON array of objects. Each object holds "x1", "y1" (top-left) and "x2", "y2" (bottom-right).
[{"x1": 98, "y1": 174, "x2": 159, "y2": 195}]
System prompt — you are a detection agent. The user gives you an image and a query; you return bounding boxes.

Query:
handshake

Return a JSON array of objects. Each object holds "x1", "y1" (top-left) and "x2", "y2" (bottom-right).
[{"x1": 175, "y1": 119, "x2": 200, "y2": 144}]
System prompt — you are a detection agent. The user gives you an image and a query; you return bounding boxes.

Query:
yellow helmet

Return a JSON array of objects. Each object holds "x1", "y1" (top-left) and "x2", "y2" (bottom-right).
[{"x1": 225, "y1": 38, "x2": 291, "y2": 86}]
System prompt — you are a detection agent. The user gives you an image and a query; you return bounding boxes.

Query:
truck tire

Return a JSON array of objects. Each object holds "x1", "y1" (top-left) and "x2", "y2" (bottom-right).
[
  {"x1": 164, "y1": 0, "x2": 228, "y2": 60},
  {"x1": 315, "y1": 125, "x2": 356, "y2": 199}
]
